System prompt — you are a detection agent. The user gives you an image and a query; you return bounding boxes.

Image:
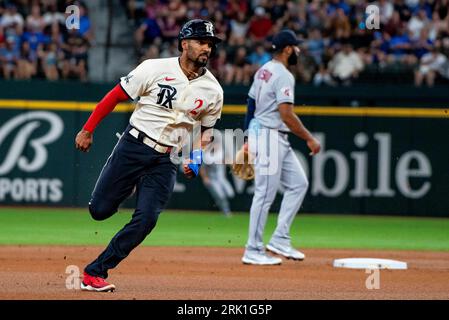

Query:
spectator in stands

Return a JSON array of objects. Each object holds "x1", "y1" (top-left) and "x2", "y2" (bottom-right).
[
  {"x1": 0, "y1": 26, "x2": 5, "y2": 45},
  {"x1": 0, "y1": 37, "x2": 19, "y2": 79},
  {"x1": 39, "y1": 42, "x2": 60, "y2": 81},
  {"x1": 367, "y1": 32, "x2": 390, "y2": 68},
  {"x1": 77, "y1": 3, "x2": 93, "y2": 42},
  {"x1": 434, "y1": 0, "x2": 449, "y2": 22},
  {"x1": 413, "y1": 28, "x2": 434, "y2": 59},
  {"x1": 408, "y1": 9, "x2": 430, "y2": 41},
  {"x1": 228, "y1": 11, "x2": 249, "y2": 46},
  {"x1": 414, "y1": 46, "x2": 448, "y2": 86},
  {"x1": 387, "y1": 25, "x2": 417, "y2": 65},
  {"x1": 61, "y1": 29, "x2": 89, "y2": 82},
  {"x1": 377, "y1": 0, "x2": 394, "y2": 25},
  {"x1": 225, "y1": 0, "x2": 248, "y2": 20},
  {"x1": 441, "y1": 36, "x2": 449, "y2": 57},
  {"x1": 140, "y1": 44, "x2": 159, "y2": 62},
  {"x1": 186, "y1": 0, "x2": 203, "y2": 20},
  {"x1": 124, "y1": 0, "x2": 146, "y2": 24},
  {"x1": 16, "y1": 40, "x2": 37, "y2": 79},
  {"x1": 165, "y1": 0, "x2": 187, "y2": 23},
  {"x1": 329, "y1": 0, "x2": 351, "y2": 16},
  {"x1": 48, "y1": 21, "x2": 64, "y2": 47},
  {"x1": 284, "y1": 1, "x2": 307, "y2": 34},
  {"x1": 144, "y1": 0, "x2": 163, "y2": 21},
  {"x1": 135, "y1": 15, "x2": 162, "y2": 52},
  {"x1": 248, "y1": 44, "x2": 271, "y2": 73},
  {"x1": 306, "y1": 28, "x2": 326, "y2": 66},
  {"x1": 26, "y1": 4, "x2": 45, "y2": 33},
  {"x1": 204, "y1": 0, "x2": 223, "y2": 19},
  {"x1": 328, "y1": 42, "x2": 364, "y2": 85},
  {"x1": 159, "y1": 15, "x2": 180, "y2": 43},
  {"x1": 1, "y1": 4, "x2": 24, "y2": 32},
  {"x1": 385, "y1": 11, "x2": 404, "y2": 37},
  {"x1": 394, "y1": 0, "x2": 412, "y2": 22},
  {"x1": 212, "y1": 10, "x2": 229, "y2": 44},
  {"x1": 431, "y1": 10, "x2": 449, "y2": 39},
  {"x1": 209, "y1": 48, "x2": 228, "y2": 82},
  {"x1": 248, "y1": 7, "x2": 273, "y2": 43},
  {"x1": 270, "y1": 0, "x2": 288, "y2": 22},
  {"x1": 329, "y1": 8, "x2": 351, "y2": 40},
  {"x1": 313, "y1": 63, "x2": 337, "y2": 86},
  {"x1": 295, "y1": 47, "x2": 317, "y2": 83},
  {"x1": 21, "y1": 27, "x2": 49, "y2": 55},
  {"x1": 224, "y1": 46, "x2": 251, "y2": 85},
  {"x1": 42, "y1": 2, "x2": 65, "y2": 28},
  {"x1": 159, "y1": 39, "x2": 178, "y2": 58},
  {"x1": 405, "y1": 0, "x2": 420, "y2": 13},
  {"x1": 306, "y1": 0, "x2": 326, "y2": 30}
]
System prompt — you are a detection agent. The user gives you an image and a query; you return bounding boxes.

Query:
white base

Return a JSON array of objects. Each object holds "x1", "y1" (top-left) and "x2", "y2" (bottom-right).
[{"x1": 333, "y1": 258, "x2": 407, "y2": 270}]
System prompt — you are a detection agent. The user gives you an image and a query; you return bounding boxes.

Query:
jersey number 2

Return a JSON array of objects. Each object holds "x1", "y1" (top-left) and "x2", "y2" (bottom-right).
[{"x1": 190, "y1": 99, "x2": 203, "y2": 115}]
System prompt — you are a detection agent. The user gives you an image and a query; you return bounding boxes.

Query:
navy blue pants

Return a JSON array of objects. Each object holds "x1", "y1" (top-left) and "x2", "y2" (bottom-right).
[{"x1": 85, "y1": 125, "x2": 177, "y2": 278}]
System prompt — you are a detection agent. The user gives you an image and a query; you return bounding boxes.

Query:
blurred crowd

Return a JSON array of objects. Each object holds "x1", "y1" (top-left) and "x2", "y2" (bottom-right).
[
  {"x1": 0, "y1": 0, "x2": 92, "y2": 81},
  {"x1": 2, "y1": 0, "x2": 449, "y2": 87},
  {"x1": 124, "y1": 0, "x2": 449, "y2": 87}
]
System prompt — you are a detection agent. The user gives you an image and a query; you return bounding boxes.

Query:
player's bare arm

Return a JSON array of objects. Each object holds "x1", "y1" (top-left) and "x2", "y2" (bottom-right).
[{"x1": 278, "y1": 102, "x2": 321, "y2": 155}]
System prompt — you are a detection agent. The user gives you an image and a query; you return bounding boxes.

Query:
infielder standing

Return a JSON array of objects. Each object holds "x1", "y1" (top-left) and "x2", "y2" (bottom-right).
[
  {"x1": 241, "y1": 29, "x2": 321, "y2": 265},
  {"x1": 75, "y1": 19, "x2": 223, "y2": 291}
]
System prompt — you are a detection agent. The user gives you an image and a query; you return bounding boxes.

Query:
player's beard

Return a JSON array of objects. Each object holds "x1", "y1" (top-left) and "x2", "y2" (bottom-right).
[
  {"x1": 187, "y1": 48, "x2": 208, "y2": 68},
  {"x1": 195, "y1": 53, "x2": 209, "y2": 68},
  {"x1": 288, "y1": 51, "x2": 299, "y2": 65}
]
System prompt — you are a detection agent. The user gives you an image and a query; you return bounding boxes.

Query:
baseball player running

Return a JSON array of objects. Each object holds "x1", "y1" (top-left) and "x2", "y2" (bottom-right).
[
  {"x1": 241, "y1": 29, "x2": 321, "y2": 265},
  {"x1": 75, "y1": 19, "x2": 223, "y2": 291},
  {"x1": 200, "y1": 134, "x2": 235, "y2": 217}
]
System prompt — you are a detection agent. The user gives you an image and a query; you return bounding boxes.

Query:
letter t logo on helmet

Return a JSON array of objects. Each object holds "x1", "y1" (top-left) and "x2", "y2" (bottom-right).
[
  {"x1": 205, "y1": 22, "x2": 213, "y2": 34},
  {"x1": 178, "y1": 19, "x2": 222, "y2": 52}
]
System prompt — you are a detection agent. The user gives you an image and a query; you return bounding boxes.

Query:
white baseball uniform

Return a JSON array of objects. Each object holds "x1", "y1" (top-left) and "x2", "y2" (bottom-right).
[
  {"x1": 120, "y1": 57, "x2": 223, "y2": 149},
  {"x1": 245, "y1": 60, "x2": 309, "y2": 253}
]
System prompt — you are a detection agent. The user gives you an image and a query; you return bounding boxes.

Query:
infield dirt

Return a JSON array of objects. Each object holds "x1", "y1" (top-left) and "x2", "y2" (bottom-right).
[{"x1": 0, "y1": 246, "x2": 448, "y2": 299}]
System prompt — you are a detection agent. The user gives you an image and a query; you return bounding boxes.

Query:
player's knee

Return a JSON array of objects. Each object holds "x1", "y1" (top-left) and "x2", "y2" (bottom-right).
[
  {"x1": 138, "y1": 213, "x2": 159, "y2": 235},
  {"x1": 291, "y1": 179, "x2": 309, "y2": 194},
  {"x1": 88, "y1": 201, "x2": 117, "y2": 221}
]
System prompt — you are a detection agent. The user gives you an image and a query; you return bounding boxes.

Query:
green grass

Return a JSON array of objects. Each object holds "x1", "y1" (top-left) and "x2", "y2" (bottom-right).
[{"x1": 0, "y1": 208, "x2": 448, "y2": 251}]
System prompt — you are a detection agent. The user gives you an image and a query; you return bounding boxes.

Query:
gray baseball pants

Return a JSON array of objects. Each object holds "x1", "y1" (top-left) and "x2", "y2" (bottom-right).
[{"x1": 245, "y1": 129, "x2": 309, "y2": 253}]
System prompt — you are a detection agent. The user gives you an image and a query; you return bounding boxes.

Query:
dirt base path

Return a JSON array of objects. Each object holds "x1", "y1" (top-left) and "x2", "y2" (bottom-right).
[{"x1": 0, "y1": 246, "x2": 448, "y2": 300}]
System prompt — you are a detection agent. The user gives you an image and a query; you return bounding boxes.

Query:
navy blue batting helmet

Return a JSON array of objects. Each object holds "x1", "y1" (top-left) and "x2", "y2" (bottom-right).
[{"x1": 178, "y1": 19, "x2": 222, "y2": 52}]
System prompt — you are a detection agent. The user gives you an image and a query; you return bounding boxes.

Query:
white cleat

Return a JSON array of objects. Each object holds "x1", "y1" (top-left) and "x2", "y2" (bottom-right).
[
  {"x1": 266, "y1": 243, "x2": 305, "y2": 261},
  {"x1": 242, "y1": 251, "x2": 282, "y2": 265}
]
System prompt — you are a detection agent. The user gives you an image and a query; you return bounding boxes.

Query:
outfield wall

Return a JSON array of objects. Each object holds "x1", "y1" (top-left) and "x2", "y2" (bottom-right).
[{"x1": 0, "y1": 81, "x2": 448, "y2": 217}]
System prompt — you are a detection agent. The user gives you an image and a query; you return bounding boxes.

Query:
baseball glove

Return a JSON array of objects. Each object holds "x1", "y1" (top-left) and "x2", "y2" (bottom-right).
[{"x1": 231, "y1": 146, "x2": 255, "y2": 180}]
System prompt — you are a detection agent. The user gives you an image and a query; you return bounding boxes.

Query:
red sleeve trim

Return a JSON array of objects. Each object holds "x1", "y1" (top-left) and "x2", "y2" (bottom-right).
[{"x1": 83, "y1": 84, "x2": 130, "y2": 133}]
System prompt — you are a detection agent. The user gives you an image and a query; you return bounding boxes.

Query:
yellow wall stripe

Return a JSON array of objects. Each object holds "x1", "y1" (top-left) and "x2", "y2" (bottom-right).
[
  {"x1": 0, "y1": 100, "x2": 447, "y2": 118},
  {"x1": 223, "y1": 105, "x2": 448, "y2": 118}
]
